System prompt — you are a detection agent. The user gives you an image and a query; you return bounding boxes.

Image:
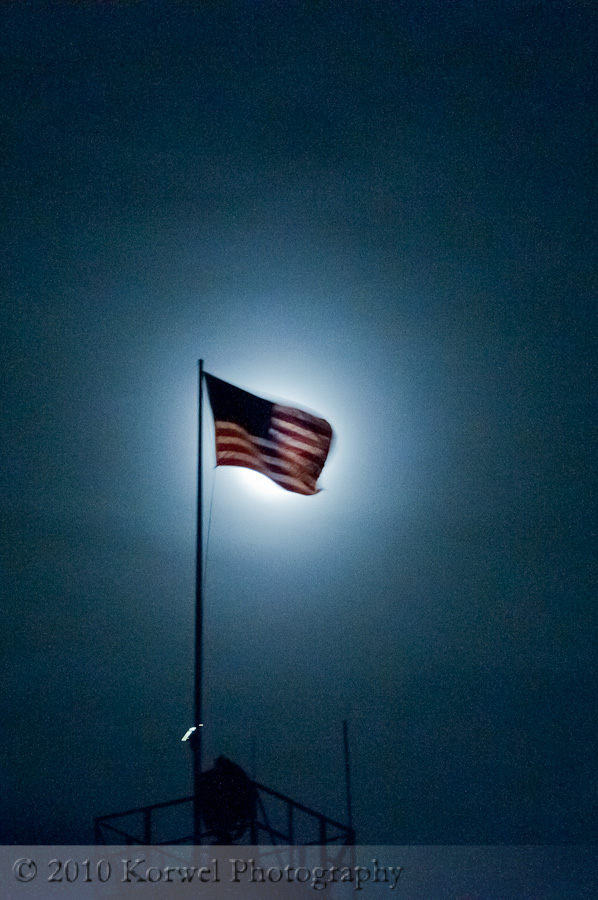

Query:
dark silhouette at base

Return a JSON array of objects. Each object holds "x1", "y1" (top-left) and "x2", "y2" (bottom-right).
[{"x1": 199, "y1": 755, "x2": 258, "y2": 843}]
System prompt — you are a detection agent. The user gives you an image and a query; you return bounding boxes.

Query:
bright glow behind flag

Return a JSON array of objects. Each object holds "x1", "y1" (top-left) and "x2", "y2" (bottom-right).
[{"x1": 204, "y1": 373, "x2": 333, "y2": 495}]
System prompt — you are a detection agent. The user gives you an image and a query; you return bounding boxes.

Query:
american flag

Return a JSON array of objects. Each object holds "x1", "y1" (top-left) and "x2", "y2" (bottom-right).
[{"x1": 204, "y1": 373, "x2": 333, "y2": 495}]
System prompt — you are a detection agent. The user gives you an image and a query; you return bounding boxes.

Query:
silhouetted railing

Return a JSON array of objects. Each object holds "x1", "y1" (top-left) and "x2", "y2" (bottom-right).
[{"x1": 95, "y1": 780, "x2": 355, "y2": 846}]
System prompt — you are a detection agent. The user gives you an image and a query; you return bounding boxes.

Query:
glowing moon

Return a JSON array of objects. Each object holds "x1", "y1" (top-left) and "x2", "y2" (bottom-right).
[{"x1": 236, "y1": 467, "x2": 289, "y2": 500}]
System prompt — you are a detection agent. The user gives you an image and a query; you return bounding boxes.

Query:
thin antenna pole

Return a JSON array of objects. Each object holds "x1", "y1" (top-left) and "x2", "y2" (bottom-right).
[
  {"x1": 193, "y1": 359, "x2": 204, "y2": 843},
  {"x1": 342, "y1": 719, "x2": 353, "y2": 837}
]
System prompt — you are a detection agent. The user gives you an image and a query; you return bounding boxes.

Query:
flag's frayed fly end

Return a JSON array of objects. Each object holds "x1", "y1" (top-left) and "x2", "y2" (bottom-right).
[{"x1": 181, "y1": 725, "x2": 202, "y2": 742}]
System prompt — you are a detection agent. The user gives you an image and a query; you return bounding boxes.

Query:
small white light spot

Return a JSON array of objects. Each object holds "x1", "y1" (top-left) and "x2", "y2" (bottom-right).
[{"x1": 181, "y1": 725, "x2": 203, "y2": 742}]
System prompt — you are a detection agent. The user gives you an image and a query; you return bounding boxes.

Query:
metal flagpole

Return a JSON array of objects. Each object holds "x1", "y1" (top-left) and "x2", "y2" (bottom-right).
[{"x1": 193, "y1": 358, "x2": 204, "y2": 842}]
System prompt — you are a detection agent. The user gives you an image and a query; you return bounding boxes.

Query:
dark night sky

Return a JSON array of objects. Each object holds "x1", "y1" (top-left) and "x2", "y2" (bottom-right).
[{"x1": 1, "y1": 1, "x2": 596, "y2": 845}]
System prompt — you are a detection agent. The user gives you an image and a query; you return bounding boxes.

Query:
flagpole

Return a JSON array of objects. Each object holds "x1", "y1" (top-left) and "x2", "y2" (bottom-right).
[{"x1": 194, "y1": 358, "x2": 204, "y2": 843}]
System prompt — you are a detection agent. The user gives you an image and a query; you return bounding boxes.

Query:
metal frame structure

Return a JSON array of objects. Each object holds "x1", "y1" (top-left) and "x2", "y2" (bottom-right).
[{"x1": 95, "y1": 778, "x2": 355, "y2": 846}]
